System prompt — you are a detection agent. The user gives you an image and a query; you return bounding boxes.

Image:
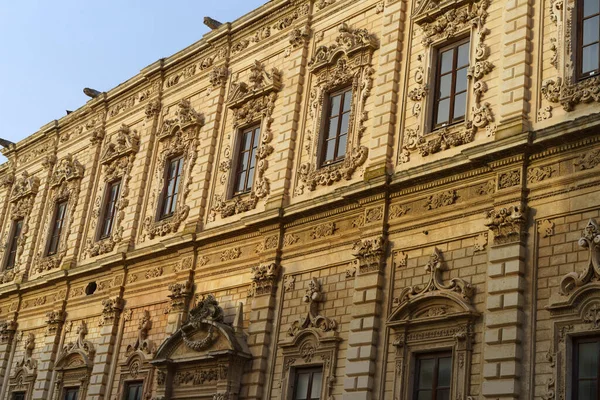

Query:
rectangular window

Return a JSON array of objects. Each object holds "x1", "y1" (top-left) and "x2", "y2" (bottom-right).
[
  {"x1": 432, "y1": 39, "x2": 470, "y2": 130},
  {"x1": 4, "y1": 219, "x2": 23, "y2": 270},
  {"x1": 578, "y1": 0, "x2": 600, "y2": 78},
  {"x1": 160, "y1": 156, "x2": 184, "y2": 219},
  {"x1": 99, "y1": 180, "x2": 121, "y2": 240},
  {"x1": 320, "y1": 88, "x2": 352, "y2": 166},
  {"x1": 124, "y1": 381, "x2": 143, "y2": 400},
  {"x1": 12, "y1": 393, "x2": 25, "y2": 400},
  {"x1": 574, "y1": 337, "x2": 600, "y2": 399},
  {"x1": 46, "y1": 200, "x2": 68, "y2": 256},
  {"x1": 233, "y1": 125, "x2": 260, "y2": 196},
  {"x1": 62, "y1": 387, "x2": 79, "y2": 400},
  {"x1": 413, "y1": 352, "x2": 452, "y2": 400},
  {"x1": 292, "y1": 366, "x2": 323, "y2": 400}
]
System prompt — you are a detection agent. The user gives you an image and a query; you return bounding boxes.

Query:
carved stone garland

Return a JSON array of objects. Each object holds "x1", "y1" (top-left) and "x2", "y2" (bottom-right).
[
  {"x1": 209, "y1": 60, "x2": 281, "y2": 221},
  {"x1": 295, "y1": 22, "x2": 378, "y2": 194},
  {"x1": 559, "y1": 219, "x2": 600, "y2": 296},
  {"x1": 83, "y1": 124, "x2": 140, "y2": 258},
  {"x1": 0, "y1": 171, "x2": 40, "y2": 283},
  {"x1": 52, "y1": 321, "x2": 95, "y2": 400},
  {"x1": 400, "y1": 0, "x2": 494, "y2": 163},
  {"x1": 34, "y1": 155, "x2": 84, "y2": 274},
  {"x1": 143, "y1": 99, "x2": 204, "y2": 239},
  {"x1": 541, "y1": 0, "x2": 600, "y2": 111},
  {"x1": 8, "y1": 333, "x2": 37, "y2": 400}
]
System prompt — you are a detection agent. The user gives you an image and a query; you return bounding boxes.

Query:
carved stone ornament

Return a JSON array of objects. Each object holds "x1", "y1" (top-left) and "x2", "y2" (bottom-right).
[
  {"x1": 484, "y1": 204, "x2": 527, "y2": 245},
  {"x1": 210, "y1": 61, "x2": 280, "y2": 220},
  {"x1": 287, "y1": 277, "x2": 338, "y2": 337},
  {"x1": 353, "y1": 236, "x2": 386, "y2": 274},
  {"x1": 126, "y1": 310, "x2": 155, "y2": 356},
  {"x1": 559, "y1": 219, "x2": 600, "y2": 295},
  {"x1": 45, "y1": 310, "x2": 66, "y2": 335},
  {"x1": 99, "y1": 296, "x2": 124, "y2": 326},
  {"x1": 248, "y1": 263, "x2": 278, "y2": 297},
  {"x1": 0, "y1": 320, "x2": 17, "y2": 343},
  {"x1": 53, "y1": 320, "x2": 94, "y2": 400},
  {"x1": 143, "y1": 99, "x2": 204, "y2": 240},
  {"x1": 167, "y1": 280, "x2": 193, "y2": 314},
  {"x1": 8, "y1": 332, "x2": 38, "y2": 398},
  {"x1": 400, "y1": 0, "x2": 493, "y2": 163},
  {"x1": 296, "y1": 22, "x2": 378, "y2": 194}
]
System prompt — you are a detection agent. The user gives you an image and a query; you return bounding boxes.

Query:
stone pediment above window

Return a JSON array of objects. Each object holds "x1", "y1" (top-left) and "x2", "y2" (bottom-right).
[
  {"x1": 10, "y1": 171, "x2": 39, "y2": 203},
  {"x1": 49, "y1": 154, "x2": 84, "y2": 187},
  {"x1": 54, "y1": 320, "x2": 95, "y2": 400},
  {"x1": 159, "y1": 99, "x2": 205, "y2": 139},
  {"x1": 100, "y1": 124, "x2": 140, "y2": 165},
  {"x1": 227, "y1": 60, "x2": 282, "y2": 108},
  {"x1": 411, "y1": 0, "x2": 487, "y2": 25}
]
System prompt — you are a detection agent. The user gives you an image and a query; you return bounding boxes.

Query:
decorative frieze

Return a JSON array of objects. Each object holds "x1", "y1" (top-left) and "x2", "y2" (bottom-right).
[
  {"x1": 497, "y1": 170, "x2": 521, "y2": 189},
  {"x1": 310, "y1": 222, "x2": 336, "y2": 239},
  {"x1": 424, "y1": 190, "x2": 457, "y2": 210},
  {"x1": 574, "y1": 149, "x2": 600, "y2": 171},
  {"x1": 220, "y1": 247, "x2": 241, "y2": 262},
  {"x1": 527, "y1": 165, "x2": 556, "y2": 182}
]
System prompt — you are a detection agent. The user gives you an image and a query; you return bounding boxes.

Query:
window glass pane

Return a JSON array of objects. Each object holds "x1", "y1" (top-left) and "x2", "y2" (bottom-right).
[
  {"x1": 418, "y1": 359, "x2": 435, "y2": 389},
  {"x1": 337, "y1": 134, "x2": 347, "y2": 159},
  {"x1": 328, "y1": 117, "x2": 339, "y2": 139},
  {"x1": 243, "y1": 132, "x2": 252, "y2": 151},
  {"x1": 584, "y1": 0, "x2": 600, "y2": 17},
  {"x1": 246, "y1": 167, "x2": 255, "y2": 190},
  {"x1": 240, "y1": 152, "x2": 249, "y2": 171},
  {"x1": 579, "y1": 342, "x2": 599, "y2": 378},
  {"x1": 310, "y1": 371, "x2": 323, "y2": 398},
  {"x1": 436, "y1": 99, "x2": 450, "y2": 126},
  {"x1": 584, "y1": 17, "x2": 600, "y2": 45},
  {"x1": 578, "y1": 380, "x2": 598, "y2": 400},
  {"x1": 455, "y1": 68, "x2": 468, "y2": 93},
  {"x1": 295, "y1": 373, "x2": 310, "y2": 399},
  {"x1": 236, "y1": 176, "x2": 246, "y2": 193},
  {"x1": 453, "y1": 92, "x2": 467, "y2": 120},
  {"x1": 249, "y1": 150, "x2": 257, "y2": 170},
  {"x1": 437, "y1": 357, "x2": 452, "y2": 387},
  {"x1": 324, "y1": 140, "x2": 335, "y2": 162},
  {"x1": 417, "y1": 390, "x2": 432, "y2": 400},
  {"x1": 440, "y1": 50, "x2": 453, "y2": 74},
  {"x1": 437, "y1": 389, "x2": 451, "y2": 400},
  {"x1": 340, "y1": 113, "x2": 350, "y2": 136},
  {"x1": 343, "y1": 91, "x2": 353, "y2": 112},
  {"x1": 252, "y1": 128, "x2": 261, "y2": 148},
  {"x1": 457, "y1": 43, "x2": 470, "y2": 67},
  {"x1": 330, "y1": 94, "x2": 341, "y2": 116},
  {"x1": 438, "y1": 74, "x2": 452, "y2": 99},
  {"x1": 583, "y1": 43, "x2": 600, "y2": 74}
]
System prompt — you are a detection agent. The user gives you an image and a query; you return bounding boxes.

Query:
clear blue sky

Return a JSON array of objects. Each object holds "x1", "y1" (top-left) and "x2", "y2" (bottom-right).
[{"x1": 0, "y1": 0, "x2": 265, "y2": 163}]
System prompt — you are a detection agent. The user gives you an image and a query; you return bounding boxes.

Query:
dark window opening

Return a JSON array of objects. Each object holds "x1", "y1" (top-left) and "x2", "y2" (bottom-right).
[
  {"x1": 12, "y1": 393, "x2": 25, "y2": 400},
  {"x1": 4, "y1": 219, "x2": 23, "y2": 270},
  {"x1": 85, "y1": 282, "x2": 97, "y2": 296},
  {"x1": 432, "y1": 39, "x2": 470, "y2": 130},
  {"x1": 99, "y1": 180, "x2": 121, "y2": 240},
  {"x1": 573, "y1": 336, "x2": 600, "y2": 400},
  {"x1": 63, "y1": 387, "x2": 79, "y2": 400},
  {"x1": 160, "y1": 156, "x2": 184, "y2": 219},
  {"x1": 232, "y1": 125, "x2": 260, "y2": 196},
  {"x1": 413, "y1": 351, "x2": 452, "y2": 400},
  {"x1": 577, "y1": 0, "x2": 600, "y2": 78},
  {"x1": 124, "y1": 381, "x2": 143, "y2": 400},
  {"x1": 47, "y1": 200, "x2": 68, "y2": 256},
  {"x1": 292, "y1": 366, "x2": 323, "y2": 400},
  {"x1": 320, "y1": 88, "x2": 352, "y2": 167}
]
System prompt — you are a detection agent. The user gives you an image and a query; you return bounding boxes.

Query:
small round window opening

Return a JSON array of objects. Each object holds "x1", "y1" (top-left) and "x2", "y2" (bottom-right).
[{"x1": 85, "y1": 281, "x2": 97, "y2": 295}]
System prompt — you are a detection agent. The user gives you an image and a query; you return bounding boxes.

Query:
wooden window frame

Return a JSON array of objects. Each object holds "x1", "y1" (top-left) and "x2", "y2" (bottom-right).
[
  {"x1": 159, "y1": 155, "x2": 184, "y2": 220},
  {"x1": 412, "y1": 351, "x2": 453, "y2": 400},
  {"x1": 431, "y1": 37, "x2": 470, "y2": 131},
  {"x1": 573, "y1": 336, "x2": 600, "y2": 399},
  {"x1": 292, "y1": 366, "x2": 323, "y2": 400},
  {"x1": 319, "y1": 86, "x2": 353, "y2": 167},
  {"x1": 98, "y1": 179, "x2": 122, "y2": 240},
  {"x1": 4, "y1": 218, "x2": 24, "y2": 270},
  {"x1": 576, "y1": 0, "x2": 600, "y2": 80},
  {"x1": 231, "y1": 124, "x2": 261, "y2": 197},
  {"x1": 123, "y1": 380, "x2": 143, "y2": 400},
  {"x1": 46, "y1": 199, "x2": 68, "y2": 256}
]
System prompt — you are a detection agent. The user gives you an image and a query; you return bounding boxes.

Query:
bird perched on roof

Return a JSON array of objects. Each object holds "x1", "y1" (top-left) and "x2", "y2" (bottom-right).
[
  {"x1": 83, "y1": 88, "x2": 101, "y2": 98},
  {"x1": 204, "y1": 17, "x2": 223, "y2": 30}
]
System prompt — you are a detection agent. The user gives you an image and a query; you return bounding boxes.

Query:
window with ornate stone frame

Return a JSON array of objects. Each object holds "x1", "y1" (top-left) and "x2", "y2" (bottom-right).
[
  {"x1": 541, "y1": 0, "x2": 600, "y2": 111},
  {"x1": 208, "y1": 60, "x2": 280, "y2": 221},
  {"x1": 230, "y1": 123, "x2": 261, "y2": 197},
  {"x1": 7, "y1": 333, "x2": 37, "y2": 400},
  {"x1": 280, "y1": 277, "x2": 340, "y2": 400},
  {"x1": 52, "y1": 321, "x2": 94, "y2": 400},
  {"x1": 83, "y1": 124, "x2": 139, "y2": 259},
  {"x1": 142, "y1": 99, "x2": 203, "y2": 240},
  {"x1": 544, "y1": 219, "x2": 600, "y2": 400},
  {"x1": 33, "y1": 155, "x2": 84, "y2": 275},
  {"x1": 0, "y1": 171, "x2": 39, "y2": 284},
  {"x1": 295, "y1": 23, "x2": 377, "y2": 194},
  {"x1": 387, "y1": 249, "x2": 478, "y2": 400},
  {"x1": 399, "y1": 0, "x2": 494, "y2": 163}
]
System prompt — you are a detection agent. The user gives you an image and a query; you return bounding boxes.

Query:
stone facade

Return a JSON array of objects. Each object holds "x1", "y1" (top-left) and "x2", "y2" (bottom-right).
[{"x1": 0, "y1": 0, "x2": 599, "y2": 399}]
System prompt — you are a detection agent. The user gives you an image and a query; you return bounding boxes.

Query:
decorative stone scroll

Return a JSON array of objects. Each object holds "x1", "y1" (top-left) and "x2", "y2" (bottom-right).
[
  {"x1": 247, "y1": 263, "x2": 278, "y2": 297},
  {"x1": 296, "y1": 22, "x2": 378, "y2": 194},
  {"x1": 400, "y1": 0, "x2": 493, "y2": 163},
  {"x1": 53, "y1": 321, "x2": 95, "y2": 400},
  {"x1": 34, "y1": 155, "x2": 84, "y2": 274},
  {"x1": 287, "y1": 277, "x2": 337, "y2": 337},
  {"x1": 353, "y1": 236, "x2": 386, "y2": 274},
  {"x1": 559, "y1": 219, "x2": 600, "y2": 296},
  {"x1": 484, "y1": 204, "x2": 527, "y2": 245},
  {"x1": 8, "y1": 333, "x2": 38, "y2": 399},
  {"x1": 126, "y1": 310, "x2": 155, "y2": 356},
  {"x1": 210, "y1": 61, "x2": 281, "y2": 220},
  {"x1": 83, "y1": 124, "x2": 140, "y2": 259}
]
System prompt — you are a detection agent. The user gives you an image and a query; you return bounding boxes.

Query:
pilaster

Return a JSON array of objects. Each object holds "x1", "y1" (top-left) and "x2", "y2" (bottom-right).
[
  {"x1": 0, "y1": 317, "x2": 17, "y2": 395},
  {"x1": 31, "y1": 310, "x2": 64, "y2": 400}
]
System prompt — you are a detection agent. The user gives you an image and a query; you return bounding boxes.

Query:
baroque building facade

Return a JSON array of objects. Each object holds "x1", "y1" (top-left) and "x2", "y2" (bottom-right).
[{"x1": 0, "y1": 0, "x2": 599, "y2": 399}]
